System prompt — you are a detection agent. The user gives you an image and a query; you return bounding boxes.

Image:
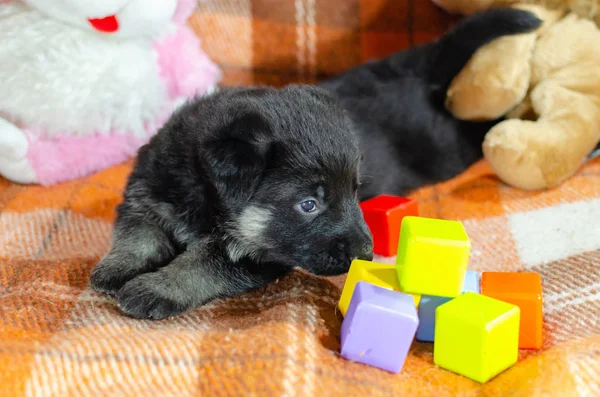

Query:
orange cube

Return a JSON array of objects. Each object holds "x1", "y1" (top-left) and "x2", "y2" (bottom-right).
[
  {"x1": 359, "y1": 195, "x2": 419, "y2": 257},
  {"x1": 481, "y1": 272, "x2": 543, "y2": 349}
]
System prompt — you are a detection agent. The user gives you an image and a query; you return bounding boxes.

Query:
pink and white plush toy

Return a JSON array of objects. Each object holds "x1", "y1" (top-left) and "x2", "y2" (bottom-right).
[{"x1": 0, "y1": 0, "x2": 222, "y2": 185}]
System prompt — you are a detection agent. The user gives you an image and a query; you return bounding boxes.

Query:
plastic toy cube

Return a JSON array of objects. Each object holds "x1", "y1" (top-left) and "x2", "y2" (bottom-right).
[
  {"x1": 340, "y1": 281, "x2": 419, "y2": 373},
  {"x1": 396, "y1": 216, "x2": 471, "y2": 297},
  {"x1": 338, "y1": 259, "x2": 420, "y2": 316},
  {"x1": 434, "y1": 292, "x2": 520, "y2": 383},
  {"x1": 481, "y1": 272, "x2": 543, "y2": 349},
  {"x1": 360, "y1": 195, "x2": 419, "y2": 256},
  {"x1": 416, "y1": 270, "x2": 481, "y2": 342}
]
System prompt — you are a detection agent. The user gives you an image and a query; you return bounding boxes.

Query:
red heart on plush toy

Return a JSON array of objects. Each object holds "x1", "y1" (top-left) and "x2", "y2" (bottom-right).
[{"x1": 88, "y1": 15, "x2": 119, "y2": 33}]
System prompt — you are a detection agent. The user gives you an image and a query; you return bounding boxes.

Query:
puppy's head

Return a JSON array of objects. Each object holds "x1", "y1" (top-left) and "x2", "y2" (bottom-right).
[{"x1": 204, "y1": 85, "x2": 373, "y2": 275}]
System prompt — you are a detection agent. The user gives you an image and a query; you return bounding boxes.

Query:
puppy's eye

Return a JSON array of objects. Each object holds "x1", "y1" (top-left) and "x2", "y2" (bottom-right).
[{"x1": 298, "y1": 200, "x2": 318, "y2": 213}]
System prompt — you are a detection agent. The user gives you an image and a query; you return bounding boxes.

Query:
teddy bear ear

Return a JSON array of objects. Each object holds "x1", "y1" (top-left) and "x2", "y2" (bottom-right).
[{"x1": 172, "y1": 0, "x2": 197, "y2": 24}]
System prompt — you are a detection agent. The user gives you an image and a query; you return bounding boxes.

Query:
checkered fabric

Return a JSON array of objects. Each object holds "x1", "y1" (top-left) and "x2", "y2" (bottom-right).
[
  {"x1": 2, "y1": 158, "x2": 599, "y2": 396},
  {"x1": 188, "y1": 0, "x2": 459, "y2": 86},
  {"x1": 1, "y1": 0, "x2": 599, "y2": 395}
]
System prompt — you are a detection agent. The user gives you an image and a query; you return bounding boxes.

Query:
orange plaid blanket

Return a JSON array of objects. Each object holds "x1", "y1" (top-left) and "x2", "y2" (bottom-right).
[
  {"x1": 1, "y1": 0, "x2": 599, "y2": 395},
  {"x1": 2, "y1": 159, "x2": 599, "y2": 396}
]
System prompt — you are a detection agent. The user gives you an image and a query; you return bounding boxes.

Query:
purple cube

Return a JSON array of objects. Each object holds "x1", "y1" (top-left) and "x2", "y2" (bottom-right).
[{"x1": 340, "y1": 281, "x2": 419, "y2": 373}]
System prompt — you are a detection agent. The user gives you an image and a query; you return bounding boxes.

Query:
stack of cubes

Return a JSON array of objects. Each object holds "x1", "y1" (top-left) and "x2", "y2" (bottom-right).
[{"x1": 338, "y1": 195, "x2": 544, "y2": 383}]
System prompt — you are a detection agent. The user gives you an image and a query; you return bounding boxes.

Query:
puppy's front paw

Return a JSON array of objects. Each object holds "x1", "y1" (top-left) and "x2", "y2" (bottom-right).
[
  {"x1": 89, "y1": 253, "x2": 148, "y2": 296},
  {"x1": 116, "y1": 274, "x2": 187, "y2": 320},
  {"x1": 90, "y1": 263, "x2": 132, "y2": 297}
]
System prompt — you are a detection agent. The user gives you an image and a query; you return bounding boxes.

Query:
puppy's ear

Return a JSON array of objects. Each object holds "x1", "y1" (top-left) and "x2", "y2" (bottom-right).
[{"x1": 204, "y1": 111, "x2": 273, "y2": 204}]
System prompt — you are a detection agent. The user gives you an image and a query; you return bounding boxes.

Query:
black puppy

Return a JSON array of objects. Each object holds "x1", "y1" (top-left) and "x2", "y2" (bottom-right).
[
  {"x1": 90, "y1": 86, "x2": 374, "y2": 319},
  {"x1": 90, "y1": 8, "x2": 541, "y2": 320}
]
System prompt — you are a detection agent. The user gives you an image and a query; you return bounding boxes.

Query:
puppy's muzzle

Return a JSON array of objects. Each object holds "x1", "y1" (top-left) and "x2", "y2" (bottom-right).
[
  {"x1": 349, "y1": 227, "x2": 374, "y2": 261},
  {"x1": 347, "y1": 208, "x2": 374, "y2": 261}
]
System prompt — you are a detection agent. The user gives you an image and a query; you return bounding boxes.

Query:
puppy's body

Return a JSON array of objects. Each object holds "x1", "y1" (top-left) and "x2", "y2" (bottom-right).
[
  {"x1": 319, "y1": 8, "x2": 540, "y2": 198},
  {"x1": 91, "y1": 86, "x2": 374, "y2": 319},
  {"x1": 90, "y1": 9, "x2": 541, "y2": 319}
]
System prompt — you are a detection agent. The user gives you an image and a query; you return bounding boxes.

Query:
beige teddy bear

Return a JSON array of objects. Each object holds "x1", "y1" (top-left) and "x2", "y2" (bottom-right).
[{"x1": 432, "y1": 0, "x2": 600, "y2": 190}]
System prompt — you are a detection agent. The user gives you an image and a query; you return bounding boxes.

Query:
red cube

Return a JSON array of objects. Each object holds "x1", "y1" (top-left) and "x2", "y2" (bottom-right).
[{"x1": 359, "y1": 195, "x2": 419, "y2": 257}]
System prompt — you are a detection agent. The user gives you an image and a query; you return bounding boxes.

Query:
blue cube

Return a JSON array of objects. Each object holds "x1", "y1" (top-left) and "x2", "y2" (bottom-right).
[{"x1": 415, "y1": 270, "x2": 480, "y2": 342}]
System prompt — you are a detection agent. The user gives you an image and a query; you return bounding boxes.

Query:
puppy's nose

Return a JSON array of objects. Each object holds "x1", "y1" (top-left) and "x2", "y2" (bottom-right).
[
  {"x1": 346, "y1": 204, "x2": 374, "y2": 261},
  {"x1": 357, "y1": 247, "x2": 374, "y2": 261},
  {"x1": 358, "y1": 219, "x2": 374, "y2": 261},
  {"x1": 350, "y1": 229, "x2": 374, "y2": 261}
]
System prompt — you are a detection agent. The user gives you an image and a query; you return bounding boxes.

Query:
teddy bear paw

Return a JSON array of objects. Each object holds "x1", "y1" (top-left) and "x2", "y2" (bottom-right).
[{"x1": 0, "y1": 118, "x2": 38, "y2": 184}]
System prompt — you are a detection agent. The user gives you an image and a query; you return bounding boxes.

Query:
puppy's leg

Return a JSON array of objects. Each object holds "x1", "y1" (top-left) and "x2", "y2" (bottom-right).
[
  {"x1": 89, "y1": 214, "x2": 175, "y2": 295},
  {"x1": 116, "y1": 236, "x2": 286, "y2": 320}
]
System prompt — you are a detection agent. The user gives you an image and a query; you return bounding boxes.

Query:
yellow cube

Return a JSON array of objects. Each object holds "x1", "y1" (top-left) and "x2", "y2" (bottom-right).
[
  {"x1": 338, "y1": 260, "x2": 420, "y2": 316},
  {"x1": 396, "y1": 216, "x2": 471, "y2": 297},
  {"x1": 434, "y1": 292, "x2": 520, "y2": 383}
]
